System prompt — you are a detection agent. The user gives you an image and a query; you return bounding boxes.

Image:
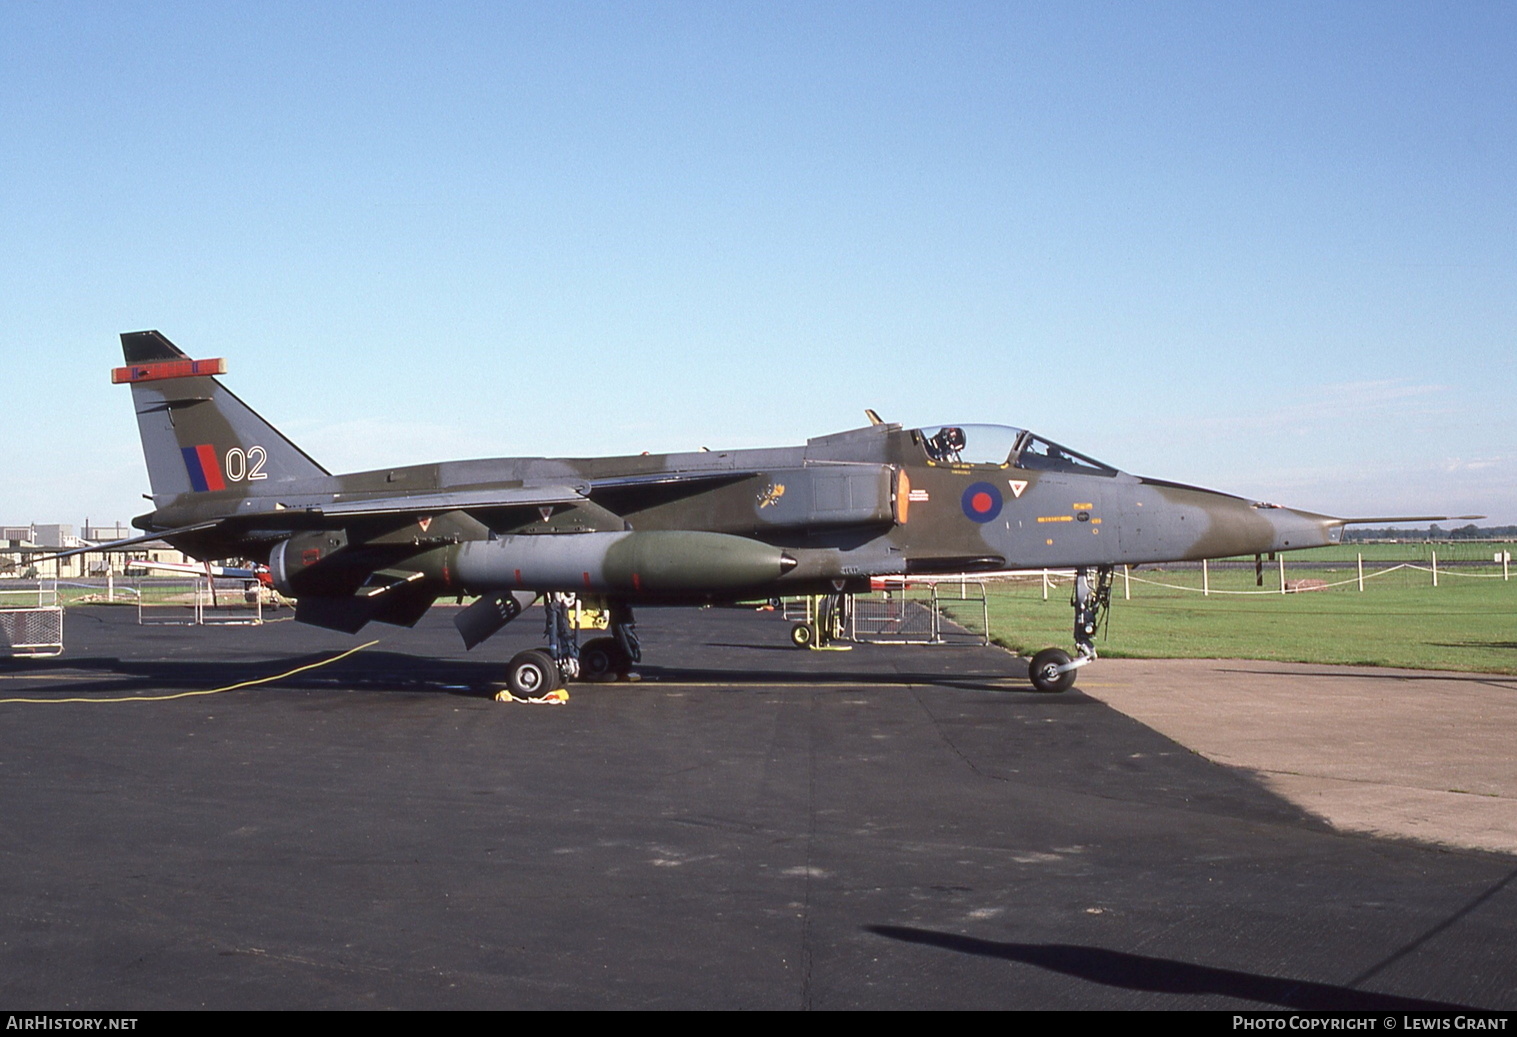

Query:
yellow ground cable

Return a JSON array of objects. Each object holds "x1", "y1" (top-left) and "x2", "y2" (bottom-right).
[{"x1": 0, "y1": 639, "x2": 380, "y2": 705}]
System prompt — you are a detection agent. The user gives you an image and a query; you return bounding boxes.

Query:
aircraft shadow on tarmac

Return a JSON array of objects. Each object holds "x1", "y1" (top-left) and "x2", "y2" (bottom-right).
[
  {"x1": 650, "y1": 638, "x2": 1040, "y2": 693},
  {"x1": 633, "y1": 663, "x2": 1040, "y2": 694},
  {"x1": 866, "y1": 925, "x2": 1476, "y2": 1011},
  {"x1": 0, "y1": 649, "x2": 1046, "y2": 698},
  {"x1": 0, "y1": 651, "x2": 508, "y2": 698}
]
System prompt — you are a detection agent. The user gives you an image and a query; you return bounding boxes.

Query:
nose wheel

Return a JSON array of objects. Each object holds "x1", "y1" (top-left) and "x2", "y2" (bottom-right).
[{"x1": 1028, "y1": 647, "x2": 1076, "y2": 693}]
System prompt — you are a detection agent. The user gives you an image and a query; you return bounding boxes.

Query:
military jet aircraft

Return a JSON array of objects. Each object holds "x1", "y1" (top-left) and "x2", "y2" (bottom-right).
[{"x1": 98, "y1": 330, "x2": 1465, "y2": 694}]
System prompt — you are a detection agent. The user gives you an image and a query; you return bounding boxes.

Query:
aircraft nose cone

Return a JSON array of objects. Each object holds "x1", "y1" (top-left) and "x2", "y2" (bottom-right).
[
  {"x1": 1185, "y1": 493, "x2": 1341, "y2": 558},
  {"x1": 1261, "y1": 506, "x2": 1341, "y2": 552}
]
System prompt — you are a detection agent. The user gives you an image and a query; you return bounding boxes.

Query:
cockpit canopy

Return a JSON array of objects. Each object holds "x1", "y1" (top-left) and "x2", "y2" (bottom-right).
[{"x1": 916, "y1": 424, "x2": 1118, "y2": 476}]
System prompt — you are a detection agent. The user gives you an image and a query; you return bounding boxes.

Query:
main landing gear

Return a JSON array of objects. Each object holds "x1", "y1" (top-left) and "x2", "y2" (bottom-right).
[
  {"x1": 503, "y1": 595, "x2": 641, "y2": 696},
  {"x1": 1028, "y1": 565, "x2": 1113, "y2": 693},
  {"x1": 579, "y1": 599, "x2": 642, "y2": 681}
]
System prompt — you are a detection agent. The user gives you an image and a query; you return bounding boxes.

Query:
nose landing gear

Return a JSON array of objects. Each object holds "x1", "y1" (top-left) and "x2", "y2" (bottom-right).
[
  {"x1": 1028, "y1": 565, "x2": 1113, "y2": 693},
  {"x1": 503, "y1": 592, "x2": 579, "y2": 697}
]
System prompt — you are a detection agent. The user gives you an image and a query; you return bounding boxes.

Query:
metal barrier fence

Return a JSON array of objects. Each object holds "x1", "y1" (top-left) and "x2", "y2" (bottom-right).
[
  {"x1": 137, "y1": 578, "x2": 263, "y2": 626},
  {"x1": 784, "y1": 584, "x2": 991, "y2": 646},
  {"x1": 851, "y1": 594, "x2": 937, "y2": 642},
  {"x1": 853, "y1": 584, "x2": 990, "y2": 645},
  {"x1": 0, "y1": 579, "x2": 64, "y2": 657}
]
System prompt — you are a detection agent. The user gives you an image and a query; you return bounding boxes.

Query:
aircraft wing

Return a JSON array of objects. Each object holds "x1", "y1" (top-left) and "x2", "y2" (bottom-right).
[
  {"x1": 583, "y1": 470, "x2": 759, "y2": 514},
  {"x1": 125, "y1": 558, "x2": 264, "y2": 580},
  {"x1": 37, "y1": 487, "x2": 598, "y2": 564},
  {"x1": 312, "y1": 484, "x2": 591, "y2": 519},
  {"x1": 166, "y1": 484, "x2": 599, "y2": 533},
  {"x1": 25, "y1": 522, "x2": 225, "y2": 562},
  {"x1": 258, "y1": 472, "x2": 770, "y2": 534}
]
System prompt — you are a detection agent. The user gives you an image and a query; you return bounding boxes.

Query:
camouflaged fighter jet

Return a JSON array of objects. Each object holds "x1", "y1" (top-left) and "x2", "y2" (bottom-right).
[{"x1": 103, "y1": 330, "x2": 1466, "y2": 695}]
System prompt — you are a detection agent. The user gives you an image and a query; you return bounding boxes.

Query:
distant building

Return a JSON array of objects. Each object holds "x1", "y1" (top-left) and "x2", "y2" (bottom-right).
[
  {"x1": 0, "y1": 520, "x2": 190, "y2": 579},
  {"x1": 82, "y1": 522, "x2": 133, "y2": 543},
  {"x1": 31, "y1": 524, "x2": 77, "y2": 549}
]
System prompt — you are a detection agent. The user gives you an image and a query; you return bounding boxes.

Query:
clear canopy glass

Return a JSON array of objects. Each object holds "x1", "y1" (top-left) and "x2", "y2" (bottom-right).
[
  {"x1": 918, "y1": 424, "x2": 1025, "y2": 465},
  {"x1": 916, "y1": 424, "x2": 1117, "y2": 475}
]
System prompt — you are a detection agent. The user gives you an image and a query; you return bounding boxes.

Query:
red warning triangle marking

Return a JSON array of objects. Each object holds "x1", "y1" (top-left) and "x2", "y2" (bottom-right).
[
  {"x1": 539, "y1": 506, "x2": 554, "y2": 522},
  {"x1": 417, "y1": 516, "x2": 432, "y2": 532},
  {"x1": 1008, "y1": 480, "x2": 1028, "y2": 498}
]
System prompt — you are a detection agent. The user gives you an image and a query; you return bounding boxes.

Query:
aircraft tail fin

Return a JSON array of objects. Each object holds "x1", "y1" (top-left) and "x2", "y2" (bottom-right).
[{"x1": 116, "y1": 331, "x2": 329, "y2": 500}]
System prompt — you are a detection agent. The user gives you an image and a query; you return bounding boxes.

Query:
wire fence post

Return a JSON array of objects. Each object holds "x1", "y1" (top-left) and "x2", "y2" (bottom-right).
[
  {"x1": 1123, "y1": 564, "x2": 1130, "y2": 600},
  {"x1": 1202, "y1": 558, "x2": 1209, "y2": 596},
  {"x1": 1279, "y1": 555, "x2": 1286, "y2": 594},
  {"x1": 1357, "y1": 553, "x2": 1364, "y2": 592},
  {"x1": 1042, "y1": 569, "x2": 1049, "y2": 601},
  {"x1": 1432, "y1": 551, "x2": 1438, "y2": 588}
]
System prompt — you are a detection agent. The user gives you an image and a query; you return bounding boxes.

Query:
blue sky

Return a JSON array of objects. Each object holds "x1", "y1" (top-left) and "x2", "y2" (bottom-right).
[{"x1": 2, "y1": 1, "x2": 1513, "y2": 528}]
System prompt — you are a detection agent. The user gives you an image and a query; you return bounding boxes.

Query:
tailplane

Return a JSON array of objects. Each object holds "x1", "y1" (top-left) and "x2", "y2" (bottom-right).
[{"x1": 116, "y1": 331, "x2": 328, "y2": 499}]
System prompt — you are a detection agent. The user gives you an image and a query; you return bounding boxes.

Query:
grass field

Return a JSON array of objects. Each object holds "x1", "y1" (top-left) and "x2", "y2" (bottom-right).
[{"x1": 940, "y1": 545, "x2": 1517, "y2": 674}]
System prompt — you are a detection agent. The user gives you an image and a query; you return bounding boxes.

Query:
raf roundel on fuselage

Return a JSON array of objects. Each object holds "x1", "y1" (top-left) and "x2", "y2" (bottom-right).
[{"x1": 960, "y1": 481, "x2": 1003, "y2": 522}]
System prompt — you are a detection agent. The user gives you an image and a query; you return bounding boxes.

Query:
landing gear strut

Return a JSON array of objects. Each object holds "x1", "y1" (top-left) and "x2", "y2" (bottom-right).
[
  {"x1": 506, "y1": 594, "x2": 644, "y2": 688},
  {"x1": 1028, "y1": 565, "x2": 1113, "y2": 693},
  {"x1": 504, "y1": 592, "x2": 580, "y2": 696}
]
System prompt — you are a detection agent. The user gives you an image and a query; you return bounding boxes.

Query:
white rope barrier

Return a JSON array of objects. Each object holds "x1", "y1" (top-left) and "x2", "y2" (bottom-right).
[{"x1": 998, "y1": 559, "x2": 1510, "y2": 598}]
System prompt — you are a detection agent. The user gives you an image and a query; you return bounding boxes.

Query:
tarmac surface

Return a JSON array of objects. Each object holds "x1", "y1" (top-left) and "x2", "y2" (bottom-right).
[{"x1": 1, "y1": 605, "x2": 1513, "y2": 1010}]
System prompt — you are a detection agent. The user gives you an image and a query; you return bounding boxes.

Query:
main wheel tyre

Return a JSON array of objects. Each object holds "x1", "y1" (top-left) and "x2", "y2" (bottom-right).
[
  {"x1": 790, "y1": 622, "x2": 816, "y2": 648},
  {"x1": 1028, "y1": 647, "x2": 1076, "y2": 693},
  {"x1": 506, "y1": 649, "x2": 561, "y2": 697},
  {"x1": 580, "y1": 636, "x2": 629, "y2": 679}
]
